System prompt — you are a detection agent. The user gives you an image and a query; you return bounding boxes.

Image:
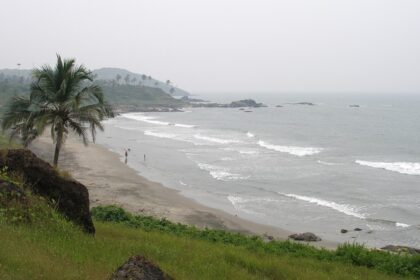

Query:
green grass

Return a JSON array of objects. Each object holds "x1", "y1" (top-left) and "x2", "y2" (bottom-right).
[
  {"x1": 0, "y1": 220, "x2": 412, "y2": 280},
  {"x1": 0, "y1": 170, "x2": 419, "y2": 279},
  {"x1": 91, "y1": 205, "x2": 420, "y2": 278}
]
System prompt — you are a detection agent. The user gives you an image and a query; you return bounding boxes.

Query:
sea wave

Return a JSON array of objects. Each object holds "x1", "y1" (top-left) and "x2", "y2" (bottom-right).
[
  {"x1": 227, "y1": 195, "x2": 278, "y2": 214},
  {"x1": 258, "y1": 140, "x2": 322, "y2": 156},
  {"x1": 317, "y1": 160, "x2": 339, "y2": 166},
  {"x1": 194, "y1": 134, "x2": 242, "y2": 144},
  {"x1": 246, "y1": 132, "x2": 255, "y2": 138},
  {"x1": 355, "y1": 160, "x2": 420, "y2": 175},
  {"x1": 122, "y1": 113, "x2": 195, "y2": 128},
  {"x1": 282, "y1": 193, "x2": 366, "y2": 219},
  {"x1": 144, "y1": 130, "x2": 178, "y2": 140},
  {"x1": 396, "y1": 222, "x2": 411, "y2": 228},
  {"x1": 283, "y1": 193, "x2": 412, "y2": 228},
  {"x1": 197, "y1": 163, "x2": 249, "y2": 181}
]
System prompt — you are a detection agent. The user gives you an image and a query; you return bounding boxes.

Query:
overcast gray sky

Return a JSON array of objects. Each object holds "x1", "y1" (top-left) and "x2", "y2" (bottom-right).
[{"x1": 1, "y1": 0, "x2": 419, "y2": 94}]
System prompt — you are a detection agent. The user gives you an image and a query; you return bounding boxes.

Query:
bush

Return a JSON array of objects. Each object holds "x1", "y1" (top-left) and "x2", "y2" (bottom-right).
[{"x1": 92, "y1": 205, "x2": 420, "y2": 278}]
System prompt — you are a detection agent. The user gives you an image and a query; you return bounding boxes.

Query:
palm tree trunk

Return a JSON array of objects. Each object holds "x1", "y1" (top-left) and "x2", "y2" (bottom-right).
[{"x1": 53, "y1": 131, "x2": 63, "y2": 167}]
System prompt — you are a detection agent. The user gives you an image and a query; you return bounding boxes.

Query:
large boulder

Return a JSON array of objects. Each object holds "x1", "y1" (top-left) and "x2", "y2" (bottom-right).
[
  {"x1": 0, "y1": 149, "x2": 95, "y2": 234},
  {"x1": 0, "y1": 179, "x2": 25, "y2": 201},
  {"x1": 289, "y1": 232, "x2": 322, "y2": 242},
  {"x1": 111, "y1": 255, "x2": 172, "y2": 280}
]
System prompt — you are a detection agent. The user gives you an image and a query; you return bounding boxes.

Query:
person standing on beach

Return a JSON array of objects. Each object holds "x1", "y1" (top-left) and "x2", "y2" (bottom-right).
[
  {"x1": 144, "y1": 154, "x2": 146, "y2": 162},
  {"x1": 124, "y1": 149, "x2": 128, "y2": 164}
]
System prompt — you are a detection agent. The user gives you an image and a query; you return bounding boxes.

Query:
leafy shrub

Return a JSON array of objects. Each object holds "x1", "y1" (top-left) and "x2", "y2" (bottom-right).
[{"x1": 92, "y1": 205, "x2": 420, "y2": 278}]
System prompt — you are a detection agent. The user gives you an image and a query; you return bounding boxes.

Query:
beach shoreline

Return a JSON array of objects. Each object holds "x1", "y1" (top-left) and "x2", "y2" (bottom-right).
[{"x1": 30, "y1": 134, "x2": 337, "y2": 249}]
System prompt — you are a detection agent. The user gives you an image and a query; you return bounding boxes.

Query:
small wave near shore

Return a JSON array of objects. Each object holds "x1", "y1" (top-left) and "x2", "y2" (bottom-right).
[
  {"x1": 356, "y1": 160, "x2": 420, "y2": 175},
  {"x1": 258, "y1": 140, "x2": 323, "y2": 156}
]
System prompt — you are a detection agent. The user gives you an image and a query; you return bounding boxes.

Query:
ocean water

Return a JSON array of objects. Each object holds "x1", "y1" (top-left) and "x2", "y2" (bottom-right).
[{"x1": 97, "y1": 93, "x2": 420, "y2": 248}]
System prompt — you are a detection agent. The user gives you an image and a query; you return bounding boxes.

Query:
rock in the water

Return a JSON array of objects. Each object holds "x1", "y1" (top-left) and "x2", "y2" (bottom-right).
[
  {"x1": 289, "y1": 232, "x2": 321, "y2": 242},
  {"x1": 381, "y1": 245, "x2": 420, "y2": 255},
  {"x1": 354, "y1": 228, "x2": 362, "y2": 231},
  {"x1": 111, "y1": 256, "x2": 172, "y2": 280},
  {"x1": 0, "y1": 149, "x2": 95, "y2": 234},
  {"x1": 229, "y1": 99, "x2": 265, "y2": 108},
  {"x1": 340, "y1": 229, "x2": 348, "y2": 234}
]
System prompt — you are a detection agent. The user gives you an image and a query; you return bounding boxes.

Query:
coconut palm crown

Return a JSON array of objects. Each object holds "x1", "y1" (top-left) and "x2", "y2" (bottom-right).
[{"x1": 2, "y1": 55, "x2": 114, "y2": 166}]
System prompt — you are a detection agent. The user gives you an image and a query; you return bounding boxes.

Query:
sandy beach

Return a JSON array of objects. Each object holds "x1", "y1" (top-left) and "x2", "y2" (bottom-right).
[{"x1": 30, "y1": 134, "x2": 336, "y2": 248}]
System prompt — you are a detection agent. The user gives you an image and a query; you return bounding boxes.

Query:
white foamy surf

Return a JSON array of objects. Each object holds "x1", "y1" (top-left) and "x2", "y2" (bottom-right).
[
  {"x1": 282, "y1": 193, "x2": 366, "y2": 219},
  {"x1": 258, "y1": 140, "x2": 322, "y2": 156},
  {"x1": 396, "y1": 222, "x2": 411, "y2": 228},
  {"x1": 355, "y1": 160, "x2": 420, "y2": 175},
  {"x1": 197, "y1": 163, "x2": 249, "y2": 181},
  {"x1": 144, "y1": 130, "x2": 178, "y2": 140},
  {"x1": 227, "y1": 195, "x2": 278, "y2": 215},
  {"x1": 122, "y1": 113, "x2": 195, "y2": 128},
  {"x1": 246, "y1": 132, "x2": 255, "y2": 138},
  {"x1": 194, "y1": 134, "x2": 241, "y2": 144},
  {"x1": 317, "y1": 160, "x2": 339, "y2": 166}
]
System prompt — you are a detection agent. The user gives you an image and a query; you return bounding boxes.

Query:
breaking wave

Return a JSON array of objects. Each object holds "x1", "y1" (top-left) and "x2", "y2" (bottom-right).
[
  {"x1": 194, "y1": 134, "x2": 242, "y2": 144},
  {"x1": 282, "y1": 193, "x2": 366, "y2": 219},
  {"x1": 355, "y1": 160, "x2": 420, "y2": 175},
  {"x1": 197, "y1": 163, "x2": 249, "y2": 181},
  {"x1": 317, "y1": 160, "x2": 339, "y2": 166},
  {"x1": 122, "y1": 113, "x2": 195, "y2": 128},
  {"x1": 258, "y1": 140, "x2": 322, "y2": 156},
  {"x1": 246, "y1": 132, "x2": 255, "y2": 138},
  {"x1": 227, "y1": 195, "x2": 278, "y2": 214},
  {"x1": 144, "y1": 130, "x2": 178, "y2": 140}
]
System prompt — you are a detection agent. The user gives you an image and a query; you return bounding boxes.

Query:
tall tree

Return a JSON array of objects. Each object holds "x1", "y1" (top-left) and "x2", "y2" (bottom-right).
[
  {"x1": 115, "y1": 74, "x2": 122, "y2": 84},
  {"x1": 124, "y1": 74, "x2": 130, "y2": 84},
  {"x1": 2, "y1": 55, "x2": 114, "y2": 166}
]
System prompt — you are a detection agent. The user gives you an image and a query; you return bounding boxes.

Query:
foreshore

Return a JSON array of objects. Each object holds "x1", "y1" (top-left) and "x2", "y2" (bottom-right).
[{"x1": 30, "y1": 134, "x2": 337, "y2": 248}]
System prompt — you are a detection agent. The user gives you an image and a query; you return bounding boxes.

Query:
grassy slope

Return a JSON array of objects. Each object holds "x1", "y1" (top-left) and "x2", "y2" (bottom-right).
[{"x1": 0, "y1": 221, "x2": 409, "y2": 280}]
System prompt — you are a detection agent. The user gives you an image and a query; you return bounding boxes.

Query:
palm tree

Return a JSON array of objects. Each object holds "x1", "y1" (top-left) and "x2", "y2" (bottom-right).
[{"x1": 2, "y1": 55, "x2": 114, "y2": 166}]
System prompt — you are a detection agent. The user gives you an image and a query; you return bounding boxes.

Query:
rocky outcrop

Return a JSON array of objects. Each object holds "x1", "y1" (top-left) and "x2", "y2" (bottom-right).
[
  {"x1": 191, "y1": 99, "x2": 266, "y2": 108},
  {"x1": 0, "y1": 149, "x2": 95, "y2": 234},
  {"x1": 289, "y1": 232, "x2": 322, "y2": 242},
  {"x1": 381, "y1": 245, "x2": 420, "y2": 255},
  {"x1": 111, "y1": 256, "x2": 172, "y2": 280},
  {"x1": 229, "y1": 99, "x2": 265, "y2": 108}
]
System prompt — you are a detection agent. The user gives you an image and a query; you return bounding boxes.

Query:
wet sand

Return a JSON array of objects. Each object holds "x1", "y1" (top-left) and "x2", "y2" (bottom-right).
[{"x1": 30, "y1": 134, "x2": 337, "y2": 248}]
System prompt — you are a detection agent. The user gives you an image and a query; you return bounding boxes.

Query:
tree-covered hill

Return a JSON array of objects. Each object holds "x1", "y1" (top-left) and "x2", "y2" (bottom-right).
[{"x1": 0, "y1": 69, "x2": 186, "y2": 112}]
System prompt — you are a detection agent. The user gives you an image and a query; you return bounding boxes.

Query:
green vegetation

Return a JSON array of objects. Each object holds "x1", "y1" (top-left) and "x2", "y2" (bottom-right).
[
  {"x1": 0, "y1": 139, "x2": 418, "y2": 279},
  {"x1": 92, "y1": 205, "x2": 420, "y2": 279},
  {"x1": 0, "y1": 69, "x2": 186, "y2": 114},
  {"x1": 1, "y1": 55, "x2": 114, "y2": 166},
  {"x1": 97, "y1": 81, "x2": 185, "y2": 110}
]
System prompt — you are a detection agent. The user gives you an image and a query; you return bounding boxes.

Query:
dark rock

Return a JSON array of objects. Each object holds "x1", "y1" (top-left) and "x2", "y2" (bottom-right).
[
  {"x1": 275, "y1": 105, "x2": 283, "y2": 108},
  {"x1": 289, "y1": 232, "x2": 321, "y2": 242},
  {"x1": 381, "y1": 245, "x2": 420, "y2": 255},
  {"x1": 354, "y1": 228, "x2": 362, "y2": 231},
  {"x1": 288, "y1": 102, "x2": 315, "y2": 106},
  {"x1": 110, "y1": 255, "x2": 172, "y2": 280},
  {"x1": 229, "y1": 99, "x2": 265, "y2": 108},
  {"x1": 349, "y1": 104, "x2": 360, "y2": 108},
  {"x1": 263, "y1": 234, "x2": 274, "y2": 242},
  {"x1": 340, "y1": 229, "x2": 348, "y2": 234},
  {"x1": 0, "y1": 179, "x2": 25, "y2": 200},
  {"x1": 0, "y1": 149, "x2": 95, "y2": 234}
]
